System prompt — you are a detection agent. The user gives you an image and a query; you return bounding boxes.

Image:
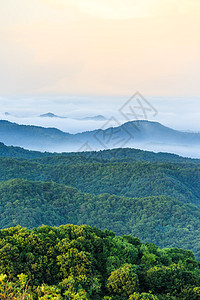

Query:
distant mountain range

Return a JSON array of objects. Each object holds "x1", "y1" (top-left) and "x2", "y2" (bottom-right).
[
  {"x1": 5, "y1": 111, "x2": 107, "y2": 121},
  {"x1": 39, "y1": 113, "x2": 106, "y2": 121},
  {"x1": 0, "y1": 119, "x2": 199, "y2": 157}
]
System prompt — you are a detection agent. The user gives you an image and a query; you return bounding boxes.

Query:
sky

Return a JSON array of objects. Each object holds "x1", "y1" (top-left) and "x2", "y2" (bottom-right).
[{"x1": 0, "y1": 0, "x2": 200, "y2": 133}]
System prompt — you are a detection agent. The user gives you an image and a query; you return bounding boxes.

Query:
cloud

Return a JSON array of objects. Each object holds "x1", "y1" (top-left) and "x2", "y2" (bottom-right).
[{"x1": 0, "y1": 94, "x2": 199, "y2": 158}]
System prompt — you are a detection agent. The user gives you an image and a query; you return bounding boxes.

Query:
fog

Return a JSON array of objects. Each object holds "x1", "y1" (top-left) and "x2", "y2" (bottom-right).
[
  {"x1": 0, "y1": 95, "x2": 200, "y2": 158},
  {"x1": 136, "y1": 144, "x2": 200, "y2": 160},
  {"x1": 0, "y1": 95, "x2": 199, "y2": 134}
]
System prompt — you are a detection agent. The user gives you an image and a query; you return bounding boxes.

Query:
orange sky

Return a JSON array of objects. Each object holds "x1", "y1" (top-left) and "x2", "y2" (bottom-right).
[{"x1": 0, "y1": 0, "x2": 200, "y2": 96}]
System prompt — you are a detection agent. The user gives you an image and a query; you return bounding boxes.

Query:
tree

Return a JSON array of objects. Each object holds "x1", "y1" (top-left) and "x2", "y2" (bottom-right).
[
  {"x1": 129, "y1": 292, "x2": 158, "y2": 299},
  {"x1": 0, "y1": 273, "x2": 32, "y2": 300},
  {"x1": 107, "y1": 264, "x2": 138, "y2": 297}
]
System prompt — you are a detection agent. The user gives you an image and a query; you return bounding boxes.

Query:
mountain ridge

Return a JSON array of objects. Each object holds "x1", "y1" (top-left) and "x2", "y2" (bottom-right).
[
  {"x1": 0, "y1": 140, "x2": 200, "y2": 163},
  {"x1": 0, "y1": 119, "x2": 199, "y2": 157},
  {"x1": 1, "y1": 177, "x2": 200, "y2": 259}
]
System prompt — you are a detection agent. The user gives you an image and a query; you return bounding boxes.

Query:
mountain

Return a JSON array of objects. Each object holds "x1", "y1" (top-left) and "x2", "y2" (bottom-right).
[
  {"x1": 83, "y1": 120, "x2": 200, "y2": 158},
  {"x1": 0, "y1": 141, "x2": 199, "y2": 163},
  {"x1": 1, "y1": 177, "x2": 200, "y2": 260},
  {"x1": 0, "y1": 119, "x2": 199, "y2": 156},
  {"x1": 0, "y1": 120, "x2": 75, "y2": 152},
  {"x1": 39, "y1": 113, "x2": 106, "y2": 121},
  {"x1": 39, "y1": 112, "x2": 67, "y2": 118},
  {"x1": 0, "y1": 142, "x2": 52, "y2": 159},
  {"x1": 0, "y1": 156, "x2": 199, "y2": 208},
  {"x1": 80, "y1": 115, "x2": 107, "y2": 121}
]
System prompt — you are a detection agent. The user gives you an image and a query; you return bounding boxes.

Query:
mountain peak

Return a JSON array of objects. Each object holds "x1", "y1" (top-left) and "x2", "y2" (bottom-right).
[
  {"x1": 39, "y1": 112, "x2": 68, "y2": 119},
  {"x1": 81, "y1": 115, "x2": 106, "y2": 121},
  {"x1": 40, "y1": 112, "x2": 59, "y2": 118}
]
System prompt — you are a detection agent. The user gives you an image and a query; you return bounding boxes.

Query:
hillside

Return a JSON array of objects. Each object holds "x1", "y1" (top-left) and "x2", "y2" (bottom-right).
[
  {"x1": 1, "y1": 141, "x2": 200, "y2": 163},
  {"x1": 0, "y1": 142, "x2": 51, "y2": 159},
  {"x1": 0, "y1": 157, "x2": 199, "y2": 206},
  {"x1": 0, "y1": 145, "x2": 200, "y2": 260},
  {"x1": 0, "y1": 120, "x2": 75, "y2": 152},
  {"x1": 0, "y1": 178, "x2": 200, "y2": 260},
  {"x1": 0, "y1": 224, "x2": 200, "y2": 299}
]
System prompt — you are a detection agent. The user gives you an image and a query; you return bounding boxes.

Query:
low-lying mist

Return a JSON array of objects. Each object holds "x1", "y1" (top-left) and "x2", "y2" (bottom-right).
[
  {"x1": 0, "y1": 95, "x2": 199, "y2": 133},
  {"x1": 0, "y1": 95, "x2": 199, "y2": 158}
]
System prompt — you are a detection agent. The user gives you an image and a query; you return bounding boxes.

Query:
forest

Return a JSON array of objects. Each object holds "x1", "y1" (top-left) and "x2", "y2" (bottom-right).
[
  {"x1": 0, "y1": 224, "x2": 200, "y2": 299},
  {"x1": 0, "y1": 144, "x2": 199, "y2": 260},
  {"x1": 0, "y1": 144, "x2": 200, "y2": 299}
]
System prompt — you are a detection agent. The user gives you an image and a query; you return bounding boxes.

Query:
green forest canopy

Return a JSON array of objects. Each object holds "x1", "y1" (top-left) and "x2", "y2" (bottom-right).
[
  {"x1": 0, "y1": 145, "x2": 199, "y2": 258},
  {"x1": 0, "y1": 224, "x2": 200, "y2": 299}
]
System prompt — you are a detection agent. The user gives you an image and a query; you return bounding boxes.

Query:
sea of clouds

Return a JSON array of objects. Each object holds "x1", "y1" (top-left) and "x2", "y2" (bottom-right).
[{"x1": 0, "y1": 95, "x2": 199, "y2": 134}]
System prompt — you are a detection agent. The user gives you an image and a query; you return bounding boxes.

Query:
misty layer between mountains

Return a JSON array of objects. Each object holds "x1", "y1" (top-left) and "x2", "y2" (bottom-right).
[
  {"x1": 0, "y1": 119, "x2": 199, "y2": 159},
  {"x1": 1, "y1": 95, "x2": 200, "y2": 134}
]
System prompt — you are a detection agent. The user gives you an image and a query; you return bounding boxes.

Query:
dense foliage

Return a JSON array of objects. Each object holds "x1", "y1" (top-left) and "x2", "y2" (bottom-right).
[
  {"x1": 0, "y1": 142, "x2": 49, "y2": 159},
  {"x1": 0, "y1": 224, "x2": 200, "y2": 299},
  {"x1": 0, "y1": 158, "x2": 199, "y2": 205},
  {"x1": 1, "y1": 178, "x2": 200, "y2": 259},
  {"x1": 0, "y1": 144, "x2": 200, "y2": 260}
]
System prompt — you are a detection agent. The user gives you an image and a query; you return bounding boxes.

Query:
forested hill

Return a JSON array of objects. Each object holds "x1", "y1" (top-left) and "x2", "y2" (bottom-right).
[
  {"x1": 0, "y1": 157, "x2": 199, "y2": 206},
  {"x1": 0, "y1": 142, "x2": 51, "y2": 159},
  {"x1": 0, "y1": 142, "x2": 200, "y2": 259},
  {"x1": 1, "y1": 224, "x2": 200, "y2": 299},
  {"x1": 1, "y1": 178, "x2": 200, "y2": 259},
  {"x1": 0, "y1": 142, "x2": 200, "y2": 164}
]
